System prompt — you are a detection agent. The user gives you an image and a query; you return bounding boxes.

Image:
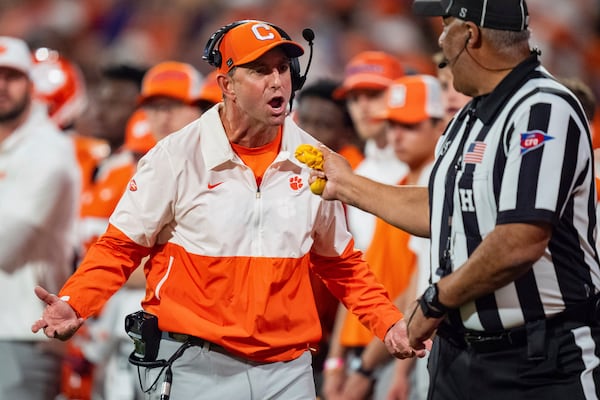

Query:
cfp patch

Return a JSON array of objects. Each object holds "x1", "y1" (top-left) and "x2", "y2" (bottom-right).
[{"x1": 520, "y1": 130, "x2": 554, "y2": 155}]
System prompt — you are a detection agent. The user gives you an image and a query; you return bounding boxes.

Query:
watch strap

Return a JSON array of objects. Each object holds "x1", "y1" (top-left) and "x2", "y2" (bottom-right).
[
  {"x1": 419, "y1": 283, "x2": 450, "y2": 318},
  {"x1": 355, "y1": 365, "x2": 374, "y2": 379},
  {"x1": 418, "y1": 296, "x2": 447, "y2": 318},
  {"x1": 350, "y1": 358, "x2": 374, "y2": 379}
]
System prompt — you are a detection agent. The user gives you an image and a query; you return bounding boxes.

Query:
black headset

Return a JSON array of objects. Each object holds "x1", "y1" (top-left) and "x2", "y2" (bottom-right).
[{"x1": 202, "y1": 20, "x2": 305, "y2": 92}]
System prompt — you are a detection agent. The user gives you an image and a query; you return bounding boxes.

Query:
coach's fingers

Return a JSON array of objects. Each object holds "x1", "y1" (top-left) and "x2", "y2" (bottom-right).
[{"x1": 34, "y1": 285, "x2": 60, "y2": 306}]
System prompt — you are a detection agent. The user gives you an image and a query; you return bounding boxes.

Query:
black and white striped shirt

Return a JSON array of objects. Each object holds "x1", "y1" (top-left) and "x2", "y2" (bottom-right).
[{"x1": 429, "y1": 54, "x2": 600, "y2": 331}]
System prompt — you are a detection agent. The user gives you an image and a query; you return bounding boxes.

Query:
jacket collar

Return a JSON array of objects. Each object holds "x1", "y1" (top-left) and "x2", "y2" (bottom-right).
[
  {"x1": 201, "y1": 104, "x2": 303, "y2": 170},
  {"x1": 473, "y1": 52, "x2": 541, "y2": 124}
]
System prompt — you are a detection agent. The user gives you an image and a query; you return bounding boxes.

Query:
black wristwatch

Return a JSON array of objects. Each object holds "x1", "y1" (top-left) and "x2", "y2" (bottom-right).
[
  {"x1": 349, "y1": 357, "x2": 374, "y2": 379},
  {"x1": 418, "y1": 283, "x2": 450, "y2": 318}
]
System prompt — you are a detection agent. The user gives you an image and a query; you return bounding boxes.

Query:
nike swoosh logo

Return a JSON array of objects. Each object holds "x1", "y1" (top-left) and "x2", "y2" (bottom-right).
[{"x1": 208, "y1": 182, "x2": 224, "y2": 189}]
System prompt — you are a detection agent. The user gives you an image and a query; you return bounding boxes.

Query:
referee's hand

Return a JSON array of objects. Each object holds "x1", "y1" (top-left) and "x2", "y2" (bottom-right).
[
  {"x1": 31, "y1": 286, "x2": 84, "y2": 341},
  {"x1": 384, "y1": 319, "x2": 428, "y2": 359},
  {"x1": 309, "y1": 144, "x2": 353, "y2": 202}
]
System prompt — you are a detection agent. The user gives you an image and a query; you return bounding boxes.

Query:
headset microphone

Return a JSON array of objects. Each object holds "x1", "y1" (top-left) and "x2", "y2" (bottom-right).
[
  {"x1": 438, "y1": 35, "x2": 470, "y2": 69},
  {"x1": 296, "y1": 28, "x2": 315, "y2": 91},
  {"x1": 288, "y1": 28, "x2": 315, "y2": 112},
  {"x1": 302, "y1": 28, "x2": 315, "y2": 42}
]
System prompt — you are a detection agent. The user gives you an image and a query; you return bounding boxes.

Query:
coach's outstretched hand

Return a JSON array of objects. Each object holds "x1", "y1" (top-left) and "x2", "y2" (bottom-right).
[
  {"x1": 31, "y1": 286, "x2": 84, "y2": 341},
  {"x1": 384, "y1": 319, "x2": 428, "y2": 359}
]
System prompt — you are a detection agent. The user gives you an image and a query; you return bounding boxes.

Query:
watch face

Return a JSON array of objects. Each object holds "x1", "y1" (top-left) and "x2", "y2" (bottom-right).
[
  {"x1": 419, "y1": 283, "x2": 447, "y2": 318},
  {"x1": 423, "y1": 285, "x2": 436, "y2": 303},
  {"x1": 348, "y1": 356, "x2": 373, "y2": 378},
  {"x1": 349, "y1": 357, "x2": 362, "y2": 371}
]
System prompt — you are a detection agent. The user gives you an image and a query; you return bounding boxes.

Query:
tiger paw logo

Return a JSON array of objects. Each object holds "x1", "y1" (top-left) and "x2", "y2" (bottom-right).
[
  {"x1": 128, "y1": 179, "x2": 138, "y2": 191},
  {"x1": 289, "y1": 176, "x2": 303, "y2": 191}
]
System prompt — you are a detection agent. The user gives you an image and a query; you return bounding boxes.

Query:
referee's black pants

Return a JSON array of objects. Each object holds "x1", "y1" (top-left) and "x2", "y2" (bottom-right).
[{"x1": 427, "y1": 321, "x2": 600, "y2": 399}]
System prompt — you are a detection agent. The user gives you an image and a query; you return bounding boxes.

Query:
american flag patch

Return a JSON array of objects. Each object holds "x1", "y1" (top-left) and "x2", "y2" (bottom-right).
[{"x1": 463, "y1": 141, "x2": 487, "y2": 164}]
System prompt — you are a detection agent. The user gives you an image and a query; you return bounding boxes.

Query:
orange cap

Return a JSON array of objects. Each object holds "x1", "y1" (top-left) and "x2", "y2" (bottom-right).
[
  {"x1": 124, "y1": 109, "x2": 156, "y2": 154},
  {"x1": 197, "y1": 70, "x2": 222, "y2": 105},
  {"x1": 217, "y1": 20, "x2": 304, "y2": 73},
  {"x1": 138, "y1": 61, "x2": 203, "y2": 105},
  {"x1": 374, "y1": 75, "x2": 444, "y2": 124},
  {"x1": 334, "y1": 51, "x2": 404, "y2": 99}
]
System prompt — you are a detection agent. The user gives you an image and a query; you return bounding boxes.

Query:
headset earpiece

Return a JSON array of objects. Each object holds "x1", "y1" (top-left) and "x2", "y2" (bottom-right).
[
  {"x1": 290, "y1": 57, "x2": 303, "y2": 92},
  {"x1": 203, "y1": 20, "x2": 246, "y2": 69},
  {"x1": 463, "y1": 31, "x2": 472, "y2": 48}
]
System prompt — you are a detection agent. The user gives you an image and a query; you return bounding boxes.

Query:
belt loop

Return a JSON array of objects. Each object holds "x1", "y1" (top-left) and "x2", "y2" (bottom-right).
[
  {"x1": 525, "y1": 319, "x2": 546, "y2": 361},
  {"x1": 202, "y1": 341, "x2": 210, "y2": 351}
]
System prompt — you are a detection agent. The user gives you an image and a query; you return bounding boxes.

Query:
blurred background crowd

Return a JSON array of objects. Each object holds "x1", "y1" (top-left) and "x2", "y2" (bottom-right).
[{"x1": 1, "y1": 0, "x2": 599, "y2": 98}]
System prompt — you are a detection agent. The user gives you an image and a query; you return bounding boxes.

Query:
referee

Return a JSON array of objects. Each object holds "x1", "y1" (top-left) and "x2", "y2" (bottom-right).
[{"x1": 313, "y1": 0, "x2": 600, "y2": 398}]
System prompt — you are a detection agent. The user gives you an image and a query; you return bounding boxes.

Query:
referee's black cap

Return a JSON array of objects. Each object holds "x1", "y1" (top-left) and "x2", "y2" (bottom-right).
[{"x1": 412, "y1": 0, "x2": 529, "y2": 32}]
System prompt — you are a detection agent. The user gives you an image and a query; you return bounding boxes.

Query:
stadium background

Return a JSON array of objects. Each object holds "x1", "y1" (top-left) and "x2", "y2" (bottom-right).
[{"x1": 0, "y1": 0, "x2": 598, "y2": 107}]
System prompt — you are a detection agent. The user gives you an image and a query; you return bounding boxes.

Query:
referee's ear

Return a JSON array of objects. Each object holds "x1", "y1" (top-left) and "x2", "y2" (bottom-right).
[{"x1": 464, "y1": 21, "x2": 482, "y2": 47}]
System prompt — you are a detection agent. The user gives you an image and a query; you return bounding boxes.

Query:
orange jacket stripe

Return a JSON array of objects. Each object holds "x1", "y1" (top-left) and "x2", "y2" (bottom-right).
[
  {"x1": 60, "y1": 225, "x2": 148, "y2": 318},
  {"x1": 60, "y1": 224, "x2": 400, "y2": 362}
]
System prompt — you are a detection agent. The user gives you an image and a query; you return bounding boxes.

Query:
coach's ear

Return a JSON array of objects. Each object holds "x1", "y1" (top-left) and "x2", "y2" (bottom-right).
[{"x1": 217, "y1": 72, "x2": 235, "y2": 100}]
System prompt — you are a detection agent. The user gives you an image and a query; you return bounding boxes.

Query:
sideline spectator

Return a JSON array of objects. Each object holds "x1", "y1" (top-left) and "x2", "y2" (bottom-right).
[
  {"x1": 137, "y1": 60, "x2": 204, "y2": 142},
  {"x1": 0, "y1": 36, "x2": 80, "y2": 400},
  {"x1": 323, "y1": 50, "x2": 407, "y2": 400},
  {"x1": 334, "y1": 75, "x2": 446, "y2": 400},
  {"x1": 295, "y1": 78, "x2": 364, "y2": 170}
]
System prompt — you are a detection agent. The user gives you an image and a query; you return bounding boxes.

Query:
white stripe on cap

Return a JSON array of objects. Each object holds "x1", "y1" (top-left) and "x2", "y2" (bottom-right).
[
  {"x1": 480, "y1": 0, "x2": 488, "y2": 27},
  {"x1": 520, "y1": 0, "x2": 526, "y2": 30}
]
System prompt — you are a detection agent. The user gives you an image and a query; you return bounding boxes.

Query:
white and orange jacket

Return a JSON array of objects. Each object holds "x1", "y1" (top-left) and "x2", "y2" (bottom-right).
[{"x1": 60, "y1": 105, "x2": 402, "y2": 363}]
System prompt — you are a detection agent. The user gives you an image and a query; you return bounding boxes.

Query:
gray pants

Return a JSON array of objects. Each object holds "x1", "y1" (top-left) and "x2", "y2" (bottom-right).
[
  {"x1": 0, "y1": 341, "x2": 61, "y2": 400},
  {"x1": 140, "y1": 339, "x2": 316, "y2": 399}
]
